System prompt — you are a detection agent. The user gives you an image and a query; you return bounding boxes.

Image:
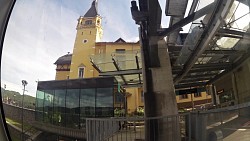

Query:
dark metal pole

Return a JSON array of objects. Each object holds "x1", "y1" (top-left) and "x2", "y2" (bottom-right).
[
  {"x1": 21, "y1": 80, "x2": 28, "y2": 141},
  {"x1": 21, "y1": 86, "x2": 25, "y2": 141}
]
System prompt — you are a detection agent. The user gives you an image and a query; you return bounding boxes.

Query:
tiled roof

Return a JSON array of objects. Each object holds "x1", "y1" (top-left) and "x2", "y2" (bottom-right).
[{"x1": 54, "y1": 54, "x2": 72, "y2": 65}]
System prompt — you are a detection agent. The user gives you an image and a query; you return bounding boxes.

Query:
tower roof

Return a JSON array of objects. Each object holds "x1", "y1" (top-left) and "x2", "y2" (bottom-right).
[
  {"x1": 84, "y1": 0, "x2": 98, "y2": 17},
  {"x1": 54, "y1": 53, "x2": 72, "y2": 65}
]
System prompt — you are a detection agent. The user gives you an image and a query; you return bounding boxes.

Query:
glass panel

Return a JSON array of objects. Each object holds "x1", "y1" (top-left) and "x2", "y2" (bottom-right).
[
  {"x1": 35, "y1": 90, "x2": 44, "y2": 122},
  {"x1": 80, "y1": 89, "x2": 95, "y2": 128},
  {"x1": 216, "y1": 37, "x2": 240, "y2": 49},
  {"x1": 44, "y1": 90, "x2": 54, "y2": 124},
  {"x1": 53, "y1": 90, "x2": 66, "y2": 126},
  {"x1": 96, "y1": 88, "x2": 114, "y2": 117},
  {"x1": 65, "y1": 89, "x2": 80, "y2": 128},
  {"x1": 90, "y1": 50, "x2": 141, "y2": 71}
]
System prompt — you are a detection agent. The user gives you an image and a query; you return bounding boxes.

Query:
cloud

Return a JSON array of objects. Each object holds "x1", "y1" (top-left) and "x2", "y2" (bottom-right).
[
  {"x1": 2, "y1": 0, "x2": 80, "y2": 96},
  {"x1": 99, "y1": 0, "x2": 139, "y2": 42}
]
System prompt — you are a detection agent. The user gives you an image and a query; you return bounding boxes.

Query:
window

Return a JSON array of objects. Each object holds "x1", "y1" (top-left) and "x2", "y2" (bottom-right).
[
  {"x1": 194, "y1": 92, "x2": 202, "y2": 97},
  {"x1": 115, "y1": 49, "x2": 125, "y2": 53},
  {"x1": 180, "y1": 94, "x2": 188, "y2": 99},
  {"x1": 115, "y1": 49, "x2": 126, "y2": 69},
  {"x1": 85, "y1": 20, "x2": 92, "y2": 25},
  {"x1": 78, "y1": 67, "x2": 85, "y2": 78}
]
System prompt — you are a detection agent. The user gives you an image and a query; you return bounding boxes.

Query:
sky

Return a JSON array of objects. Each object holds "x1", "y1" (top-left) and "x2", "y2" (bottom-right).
[{"x1": 1, "y1": 0, "x2": 171, "y2": 97}]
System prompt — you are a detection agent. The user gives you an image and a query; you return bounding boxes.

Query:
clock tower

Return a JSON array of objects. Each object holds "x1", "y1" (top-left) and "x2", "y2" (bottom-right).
[{"x1": 69, "y1": 0, "x2": 103, "y2": 79}]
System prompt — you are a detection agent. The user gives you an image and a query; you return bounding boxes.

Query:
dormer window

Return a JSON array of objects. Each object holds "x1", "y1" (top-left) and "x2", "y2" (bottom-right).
[{"x1": 85, "y1": 20, "x2": 92, "y2": 25}]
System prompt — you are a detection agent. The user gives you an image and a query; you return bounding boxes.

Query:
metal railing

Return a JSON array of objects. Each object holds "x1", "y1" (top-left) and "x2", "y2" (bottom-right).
[
  {"x1": 86, "y1": 114, "x2": 189, "y2": 141},
  {"x1": 86, "y1": 102, "x2": 250, "y2": 141}
]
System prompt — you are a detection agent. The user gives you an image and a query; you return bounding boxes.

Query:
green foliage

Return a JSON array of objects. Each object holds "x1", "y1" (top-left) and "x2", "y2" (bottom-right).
[
  {"x1": 136, "y1": 107, "x2": 144, "y2": 116},
  {"x1": 114, "y1": 108, "x2": 125, "y2": 117},
  {"x1": 1, "y1": 87, "x2": 36, "y2": 109}
]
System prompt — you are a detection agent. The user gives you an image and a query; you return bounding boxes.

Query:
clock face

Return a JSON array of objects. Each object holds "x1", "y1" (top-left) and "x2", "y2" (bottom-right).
[{"x1": 82, "y1": 39, "x2": 88, "y2": 43}]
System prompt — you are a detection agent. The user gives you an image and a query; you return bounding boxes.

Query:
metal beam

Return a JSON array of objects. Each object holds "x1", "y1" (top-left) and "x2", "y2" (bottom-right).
[
  {"x1": 135, "y1": 55, "x2": 142, "y2": 84},
  {"x1": 90, "y1": 59, "x2": 102, "y2": 73},
  {"x1": 174, "y1": 82, "x2": 207, "y2": 89},
  {"x1": 193, "y1": 63, "x2": 232, "y2": 69},
  {"x1": 173, "y1": 67, "x2": 229, "y2": 74},
  {"x1": 184, "y1": 73, "x2": 218, "y2": 79},
  {"x1": 112, "y1": 57, "x2": 127, "y2": 85},
  {"x1": 204, "y1": 50, "x2": 246, "y2": 55},
  {"x1": 172, "y1": 63, "x2": 232, "y2": 74},
  {"x1": 158, "y1": 2, "x2": 216, "y2": 38},
  {"x1": 216, "y1": 33, "x2": 243, "y2": 39},
  {"x1": 123, "y1": 83, "x2": 143, "y2": 88},
  {"x1": 174, "y1": 0, "x2": 234, "y2": 84},
  {"x1": 188, "y1": 0, "x2": 199, "y2": 15},
  {"x1": 207, "y1": 48, "x2": 250, "y2": 85},
  {"x1": 189, "y1": 66, "x2": 230, "y2": 73},
  {"x1": 180, "y1": 77, "x2": 212, "y2": 83},
  {"x1": 99, "y1": 69, "x2": 142, "y2": 76},
  {"x1": 218, "y1": 28, "x2": 250, "y2": 37}
]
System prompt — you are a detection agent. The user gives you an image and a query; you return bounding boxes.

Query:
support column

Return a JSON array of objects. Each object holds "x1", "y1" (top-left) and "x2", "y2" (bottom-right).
[{"x1": 143, "y1": 39, "x2": 180, "y2": 141}]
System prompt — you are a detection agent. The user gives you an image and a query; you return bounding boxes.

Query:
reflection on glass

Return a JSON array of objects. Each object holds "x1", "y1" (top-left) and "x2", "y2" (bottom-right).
[
  {"x1": 65, "y1": 89, "x2": 80, "y2": 128},
  {"x1": 80, "y1": 89, "x2": 95, "y2": 118},
  {"x1": 44, "y1": 90, "x2": 54, "y2": 124},
  {"x1": 53, "y1": 90, "x2": 66, "y2": 126},
  {"x1": 35, "y1": 90, "x2": 44, "y2": 122},
  {"x1": 96, "y1": 88, "x2": 114, "y2": 117}
]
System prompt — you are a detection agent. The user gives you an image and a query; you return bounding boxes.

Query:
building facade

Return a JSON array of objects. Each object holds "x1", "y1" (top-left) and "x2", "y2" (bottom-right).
[{"x1": 54, "y1": 0, "x2": 211, "y2": 113}]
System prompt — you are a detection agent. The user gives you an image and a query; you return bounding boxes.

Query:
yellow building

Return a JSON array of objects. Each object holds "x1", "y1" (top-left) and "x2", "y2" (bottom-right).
[
  {"x1": 176, "y1": 89, "x2": 212, "y2": 109},
  {"x1": 54, "y1": 0, "x2": 211, "y2": 114}
]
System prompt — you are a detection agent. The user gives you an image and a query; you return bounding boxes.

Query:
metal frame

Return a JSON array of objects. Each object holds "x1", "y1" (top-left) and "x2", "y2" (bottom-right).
[
  {"x1": 92, "y1": 0, "x2": 250, "y2": 90},
  {"x1": 173, "y1": 0, "x2": 234, "y2": 84}
]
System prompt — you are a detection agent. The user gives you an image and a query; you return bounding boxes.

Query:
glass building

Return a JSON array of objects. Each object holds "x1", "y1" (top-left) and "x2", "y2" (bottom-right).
[{"x1": 35, "y1": 77, "x2": 122, "y2": 129}]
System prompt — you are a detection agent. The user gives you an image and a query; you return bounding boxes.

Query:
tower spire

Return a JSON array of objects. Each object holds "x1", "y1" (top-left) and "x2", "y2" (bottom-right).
[{"x1": 84, "y1": 0, "x2": 98, "y2": 17}]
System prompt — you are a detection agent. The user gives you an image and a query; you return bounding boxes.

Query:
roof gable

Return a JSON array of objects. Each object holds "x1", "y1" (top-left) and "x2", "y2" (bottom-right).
[{"x1": 115, "y1": 38, "x2": 126, "y2": 43}]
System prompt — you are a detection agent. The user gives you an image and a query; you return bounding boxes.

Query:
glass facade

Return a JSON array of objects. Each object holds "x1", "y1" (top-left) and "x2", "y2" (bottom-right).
[{"x1": 35, "y1": 77, "x2": 118, "y2": 129}]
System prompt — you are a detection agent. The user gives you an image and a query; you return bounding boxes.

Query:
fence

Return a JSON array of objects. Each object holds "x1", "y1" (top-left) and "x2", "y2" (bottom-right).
[{"x1": 86, "y1": 102, "x2": 250, "y2": 141}]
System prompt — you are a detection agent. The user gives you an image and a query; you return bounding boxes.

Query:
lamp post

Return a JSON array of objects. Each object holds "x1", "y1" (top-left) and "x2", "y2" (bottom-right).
[{"x1": 21, "y1": 80, "x2": 28, "y2": 141}]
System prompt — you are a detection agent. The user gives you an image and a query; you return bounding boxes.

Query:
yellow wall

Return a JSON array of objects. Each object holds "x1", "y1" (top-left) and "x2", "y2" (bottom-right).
[
  {"x1": 55, "y1": 64, "x2": 70, "y2": 80},
  {"x1": 69, "y1": 16, "x2": 103, "y2": 79},
  {"x1": 95, "y1": 42, "x2": 140, "y2": 71},
  {"x1": 104, "y1": 43, "x2": 139, "y2": 52},
  {"x1": 176, "y1": 92, "x2": 212, "y2": 103},
  {"x1": 126, "y1": 88, "x2": 139, "y2": 113},
  {"x1": 55, "y1": 71, "x2": 70, "y2": 80}
]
